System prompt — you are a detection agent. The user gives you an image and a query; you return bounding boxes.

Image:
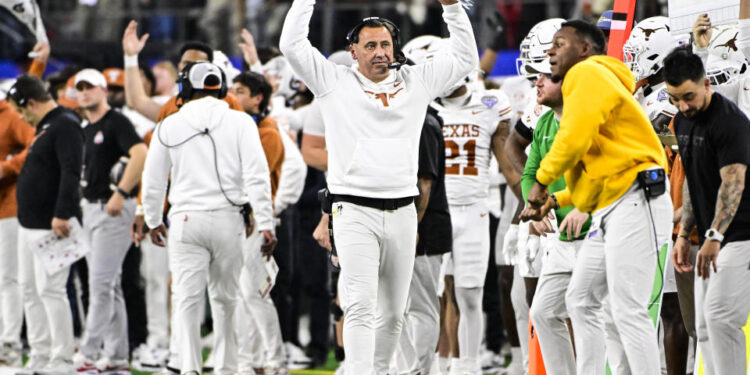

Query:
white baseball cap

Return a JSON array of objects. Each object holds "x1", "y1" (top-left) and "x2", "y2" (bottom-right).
[
  {"x1": 185, "y1": 61, "x2": 223, "y2": 91},
  {"x1": 75, "y1": 68, "x2": 107, "y2": 88}
]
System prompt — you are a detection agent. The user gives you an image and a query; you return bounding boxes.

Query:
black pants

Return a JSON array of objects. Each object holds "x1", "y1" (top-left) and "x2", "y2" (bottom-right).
[
  {"x1": 122, "y1": 243, "x2": 148, "y2": 353},
  {"x1": 483, "y1": 214, "x2": 505, "y2": 353},
  {"x1": 292, "y1": 206, "x2": 331, "y2": 364},
  {"x1": 271, "y1": 207, "x2": 299, "y2": 344}
]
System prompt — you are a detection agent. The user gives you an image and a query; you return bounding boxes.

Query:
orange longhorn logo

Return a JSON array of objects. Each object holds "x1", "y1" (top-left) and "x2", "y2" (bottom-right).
[
  {"x1": 639, "y1": 26, "x2": 665, "y2": 41},
  {"x1": 716, "y1": 32, "x2": 739, "y2": 52}
]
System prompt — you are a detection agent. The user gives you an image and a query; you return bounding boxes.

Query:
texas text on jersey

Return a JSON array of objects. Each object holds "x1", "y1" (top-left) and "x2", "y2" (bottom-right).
[{"x1": 438, "y1": 89, "x2": 512, "y2": 206}]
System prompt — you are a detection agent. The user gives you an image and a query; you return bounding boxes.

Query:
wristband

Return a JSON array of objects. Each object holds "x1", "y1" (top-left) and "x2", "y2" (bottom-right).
[
  {"x1": 115, "y1": 186, "x2": 130, "y2": 198},
  {"x1": 550, "y1": 194, "x2": 560, "y2": 210},
  {"x1": 677, "y1": 234, "x2": 690, "y2": 241},
  {"x1": 124, "y1": 54, "x2": 139, "y2": 68},
  {"x1": 135, "y1": 205, "x2": 144, "y2": 216}
]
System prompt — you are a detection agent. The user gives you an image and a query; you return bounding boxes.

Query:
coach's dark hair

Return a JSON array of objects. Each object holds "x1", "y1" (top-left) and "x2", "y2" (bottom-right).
[
  {"x1": 9, "y1": 74, "x2": 52, "y2": 107},
  {"x1": 179, "y1": 41, "x2": 214, "y2": 62},
  {"x1": 233, "y1": 71, "x2": 273, "y2": 116},
  {"x1": 662, "y1": 45, "x2": 705, "y2": 86},
  {"x1": 562, "y1": 20, "x2": 606, "y2": 55}
]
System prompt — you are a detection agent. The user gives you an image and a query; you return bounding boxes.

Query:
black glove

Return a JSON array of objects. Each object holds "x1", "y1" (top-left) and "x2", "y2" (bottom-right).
[{"x1": 487, "y1": 11, "x2": 507, "y2": 52}]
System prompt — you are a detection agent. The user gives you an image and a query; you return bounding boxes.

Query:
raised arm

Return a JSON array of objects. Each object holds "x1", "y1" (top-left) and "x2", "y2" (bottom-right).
[
  {"x1": 278, "y1": 0, "x2": 340, "y2": 97},
  {"x1": 122, "y1": 21, "x2": 162, "y2": 122},
  {"x1": 413, "y1": 1, "x2": 479, "y2": 98}
]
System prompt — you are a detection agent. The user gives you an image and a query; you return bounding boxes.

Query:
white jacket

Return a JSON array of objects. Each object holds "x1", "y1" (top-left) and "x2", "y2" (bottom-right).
[
  {"x1": 274, "y1": 126, "x2": 307, "y2": 213},
  {"x1": 141, "y1": 97, "x2": 274, "y2": 232},
  {"x1": 280, "y1": 0, "x2": 478, "y2": 199}
]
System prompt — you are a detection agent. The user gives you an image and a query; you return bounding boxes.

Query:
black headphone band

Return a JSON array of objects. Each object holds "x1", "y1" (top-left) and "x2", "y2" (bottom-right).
[
  {"x1": 6, "y1": 82, "x2": 28, "y2": 107},
  {"x1": 347, "y1": 17, "x2": 401, "y2": 47}
]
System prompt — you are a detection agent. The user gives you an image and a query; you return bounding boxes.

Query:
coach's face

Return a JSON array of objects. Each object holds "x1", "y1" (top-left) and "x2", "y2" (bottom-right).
[
  {"x1": 666, "y1": 78, "x2": 711, "y2": 119},
  {"x1": 75, "y1": 81, "x2": 107, "y2": 111},
  {"x1": 350, "y1": 26, "x2": 393, "y2": 83},
  {"x1": 548, "y1": 27, "x2": 588, "y2": 83},
  {"x1": 178, "y1": 49, "x2": 210, "y2": 71}
]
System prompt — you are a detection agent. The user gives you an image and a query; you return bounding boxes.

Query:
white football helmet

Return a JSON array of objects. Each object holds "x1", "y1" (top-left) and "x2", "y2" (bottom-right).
[
  {"x1": 706, "y1": 25, "x2": 749, "y2": 86},
  {"x1": 516, "y1": 18, "x2": 565, "y2": 78},
  {"x1": 403, "y1": 34, "x2": 443, "y2": 65},
  {"x1": 623, "y1": 16, "x2": 685, "y2": 81},
  {"x1": 212, "y1": 50, "x2": 241, "y2": 83},
  {"x1": 405, "y1": 35, "x2": 480, "y2": 97},
  {"x1": 262, "y1": 56, "x2": 303, "y2": 100}
]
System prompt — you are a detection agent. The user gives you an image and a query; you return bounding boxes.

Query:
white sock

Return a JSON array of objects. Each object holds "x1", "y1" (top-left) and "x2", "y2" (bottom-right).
[
  {"x1": 511, "y1": 347, "x2": 522, "y2": 366},
  {"x1": 450, "y1": 357, "x2": 461, "y2": 372},
  {"x1": 439, "y1": 357, "x2": 450, "y2": 373}
]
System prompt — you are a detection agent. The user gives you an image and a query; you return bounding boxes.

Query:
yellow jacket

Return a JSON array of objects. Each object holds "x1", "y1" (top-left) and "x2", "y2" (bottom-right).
[{"x1": 536, "y1": 55, "x2": 668, "y2": 213}]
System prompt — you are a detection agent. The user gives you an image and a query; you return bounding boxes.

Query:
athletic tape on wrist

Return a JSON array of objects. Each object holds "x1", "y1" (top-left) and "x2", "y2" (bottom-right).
[{"x1": 124, "y1": 54, "x2": 139, "y2": 68}]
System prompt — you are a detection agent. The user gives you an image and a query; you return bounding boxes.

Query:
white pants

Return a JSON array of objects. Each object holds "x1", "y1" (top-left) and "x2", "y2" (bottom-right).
[
  {"x1": 695, "y1": 240, "x2": 750, "y2": 375},
  {"x1": 396, "y1": 254, "x2": 442, "y2": 374},
  {"x1": 0, "y1": 217, "x2": 22, "y2": 346},
  {"x1": 448, "y1": 201, "x2": 490, "y2": 288},
  {"x1": 529, "y1": 239, "x2": 581, "y2": 375},
  {"x1": 333, "y1": 201, "x2": 417, "y2": 375},
  {"x1": 510, "y1": 267, "x2": 529, "y2": 374},
  {"x1": 18, "y1": 226, "x2": 75, "y2": 362},
  {"x1": 237, "y1": 231, "x2": 285, "y2": 369},
  {"x1": 168, "y1": 209, "x2": 244, "y2": 375},
  {"x1": 141, "y1": 235, "x2": 170, "y2": 349},
  {"x1": 80, "y1": 199, "x2": 136, "y2": 360},
  {"x1": 565, "y1": 184, "x2": 672, "y2": 375}
]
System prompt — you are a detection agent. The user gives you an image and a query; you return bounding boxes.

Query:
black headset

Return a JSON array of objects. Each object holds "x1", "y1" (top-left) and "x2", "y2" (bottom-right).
[
  {"x1": 6, "y1": 82, "x2": 28, "y2": 107},
  {"x1": 176, "y1": 61, "x2": 228, "y2": 102},
  {"x1": 347, "y1": 17, "x2": 406, "y2": 70}
]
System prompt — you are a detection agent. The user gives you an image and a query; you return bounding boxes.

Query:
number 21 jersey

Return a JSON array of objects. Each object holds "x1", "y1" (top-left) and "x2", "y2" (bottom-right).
[{"x1": 438, "y1": 89, "x2": 512, "y2": 206}]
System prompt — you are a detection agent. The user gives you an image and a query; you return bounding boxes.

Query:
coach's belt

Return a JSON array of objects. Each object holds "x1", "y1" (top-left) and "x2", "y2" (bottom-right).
[{"x1": 332, "y1": 195, "x2": 413, "y2": 211}]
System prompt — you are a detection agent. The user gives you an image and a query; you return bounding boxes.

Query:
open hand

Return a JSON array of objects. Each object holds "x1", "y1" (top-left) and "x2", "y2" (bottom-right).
[
  {"x1": 692, "y1": 14, "x2": 712, "y2": 49},
  {"x1": 123, "y1": 20, "x2": 149, "y2": 56}
]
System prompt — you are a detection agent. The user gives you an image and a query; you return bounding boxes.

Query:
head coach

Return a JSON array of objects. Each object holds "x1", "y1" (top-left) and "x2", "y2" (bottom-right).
[{"x1": 278, "y1": 0, "x2": 477, "y2": 373}]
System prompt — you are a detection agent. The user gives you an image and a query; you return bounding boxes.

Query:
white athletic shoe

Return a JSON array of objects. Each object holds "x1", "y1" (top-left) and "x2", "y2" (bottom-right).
[
  {"x1": 284, "y1": 342, "x2": 313, "y2": 370},
  {"x1": 72, "y1": 352, "x2": 99, "y2": 374},
  {"x1": 95, "y1": 357, "x2": 129, "y2": 375},
  {"x1": 0, "y1": 343, "x2": 22, "y2": 368},
  {"x1": 480, "y1": 347, "x2": 505, "y2": 372},
  {"x1": 132, "y1": 344, "x2": 169, "y2": 371}
]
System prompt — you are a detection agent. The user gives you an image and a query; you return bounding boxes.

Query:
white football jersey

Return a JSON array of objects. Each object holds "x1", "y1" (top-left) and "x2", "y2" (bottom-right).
[
  {"x1": 439, "y1": 90, "x2": 513, "y2": 206},
  {"x1": 634, "y1": 81, "x2": 677, "y2": 122}
]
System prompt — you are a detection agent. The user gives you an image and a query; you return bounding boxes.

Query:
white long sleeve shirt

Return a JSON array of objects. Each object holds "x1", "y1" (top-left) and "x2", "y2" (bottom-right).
[
  {"x1": 141, "y1": 97, "x2": 274, "y2": 232},
  {"x1": 274, "y1": 125, "x2": 307, "y2": 213},
  {"x1": 279, "y1": 0, "x2": 478, "y2": 199}
]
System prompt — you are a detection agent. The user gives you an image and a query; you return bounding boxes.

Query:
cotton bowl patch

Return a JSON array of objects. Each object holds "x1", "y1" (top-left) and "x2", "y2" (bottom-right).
[{"x1": 482, "y1": 96, "x2": 498, "y2": 109}]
